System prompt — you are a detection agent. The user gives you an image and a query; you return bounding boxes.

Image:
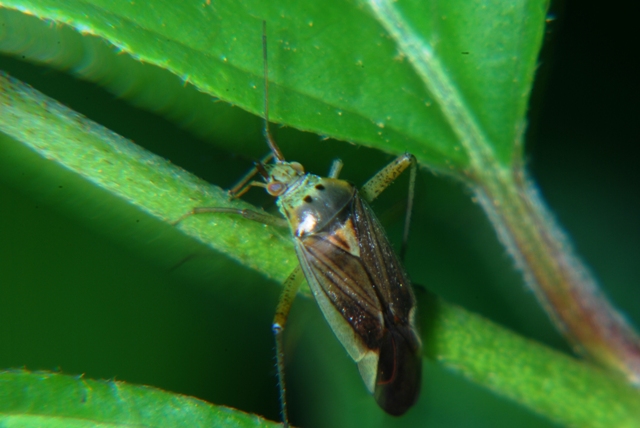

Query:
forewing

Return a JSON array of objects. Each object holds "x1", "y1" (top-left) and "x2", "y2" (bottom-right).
[
  {"x1": 352, "y1": 195, "x2": 417, "y2": 328},
  {"x1": 296, "y1": 227, "x2": 385, "y2": 350},
  {"x1": 295, "y1": 206, "x2": 385, "y2": 393}
]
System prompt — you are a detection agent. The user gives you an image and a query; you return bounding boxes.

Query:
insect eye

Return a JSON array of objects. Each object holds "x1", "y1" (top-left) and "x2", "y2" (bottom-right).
[
  {"x1": 268, "y1": 182, "x2": 286, "y2": 196},
  {"x1": 315, "y1": 184, "x2": 325, "y2": 190},
  {"x1": 304, "y1": 195, "x2": 313, "y2": 203}
]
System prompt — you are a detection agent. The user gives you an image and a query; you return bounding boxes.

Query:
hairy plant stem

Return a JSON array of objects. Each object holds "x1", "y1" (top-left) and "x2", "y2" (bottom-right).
[{"x1": 474, "y1": 164, "x2": 640, "y2": 384}]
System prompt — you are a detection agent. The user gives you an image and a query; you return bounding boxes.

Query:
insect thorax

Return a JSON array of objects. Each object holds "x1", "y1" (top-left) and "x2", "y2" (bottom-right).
[{"x1": 276, "y1": 173, "x2": 355, "y2": 238}]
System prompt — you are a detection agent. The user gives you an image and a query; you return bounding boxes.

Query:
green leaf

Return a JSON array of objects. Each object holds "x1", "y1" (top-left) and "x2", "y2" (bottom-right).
[
  {"x1": 0, "y1": 370, "x2": 280, "y2": 427},
  {"x1": 0, "y1": 0, "x2": 546, "y2": 174}
]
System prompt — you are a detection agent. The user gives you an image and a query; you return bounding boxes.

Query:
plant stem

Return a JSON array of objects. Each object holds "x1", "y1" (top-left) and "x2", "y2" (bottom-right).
[{"x1": 475, "y1": 163, "x2": 640, "y2": 384}]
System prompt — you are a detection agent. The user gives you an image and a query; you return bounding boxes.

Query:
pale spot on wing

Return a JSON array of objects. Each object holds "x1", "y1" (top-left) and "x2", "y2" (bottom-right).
[
  {"x1": 326, "y1": 218, "x2": 360, "y2": 257},
  {"x1": 296, "y1": 213, "x2": 318, "y2": 236}
]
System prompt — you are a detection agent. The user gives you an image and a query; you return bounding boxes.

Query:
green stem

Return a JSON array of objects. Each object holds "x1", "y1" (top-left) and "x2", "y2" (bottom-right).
[
  {"x1": 475, "y1": 165, "x2": 640, "y2": 384},
  {"x1": 425, "y1": 295, "x2": 640, "y2": 428}
]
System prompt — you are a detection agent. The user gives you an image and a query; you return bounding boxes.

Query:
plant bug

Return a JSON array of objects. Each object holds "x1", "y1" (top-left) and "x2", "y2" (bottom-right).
[{"x1": 176, "y1": 22, "x2": 422, "y2": 426}]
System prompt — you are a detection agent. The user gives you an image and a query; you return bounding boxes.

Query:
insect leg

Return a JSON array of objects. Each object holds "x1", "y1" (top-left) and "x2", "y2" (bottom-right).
[
  {"x1": 228, "y1": 152, "x2": 274, "y2": 198},
  {"x1": 273, "y1": 265, "x2": 305, "y2": 428},
  {"x1": 328, "y1": 158, "x2": 344, "y2": 178},
  {"x1": 173, "y1": 207, "x2": 288, "y2": 228},
  {"x1": 360, "y1": 153, "x2": 417, "y2": 260}
]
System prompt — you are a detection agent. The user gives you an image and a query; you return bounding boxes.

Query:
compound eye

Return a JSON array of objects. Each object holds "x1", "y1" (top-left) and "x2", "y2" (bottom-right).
[
  {"x1": 290, "y1": 162, "x2": 305, "y2": 174},
  {"x1": 267, "y1": 181, "x2": 286, "y2": 196}
]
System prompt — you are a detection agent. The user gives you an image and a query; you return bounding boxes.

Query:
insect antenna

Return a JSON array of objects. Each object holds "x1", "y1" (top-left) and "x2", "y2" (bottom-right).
[{"x1": 262, "y1": 21, "x2": 285, "y2": 162}]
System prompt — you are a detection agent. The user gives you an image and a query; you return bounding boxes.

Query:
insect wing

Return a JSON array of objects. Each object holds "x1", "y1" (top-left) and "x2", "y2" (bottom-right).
[{"x1": 294, "y1": 190, "x2": 422, "y2": 416}]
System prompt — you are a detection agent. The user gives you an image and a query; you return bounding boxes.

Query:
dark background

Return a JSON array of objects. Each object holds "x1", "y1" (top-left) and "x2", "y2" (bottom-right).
[{"x1": 1, "y1": 1, "x2": 638, "y2": 427}]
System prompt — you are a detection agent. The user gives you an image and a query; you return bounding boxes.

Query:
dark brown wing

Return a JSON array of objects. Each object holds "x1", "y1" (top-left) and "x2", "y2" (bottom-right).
[
  {"x1": 297, "y1": 215, "x2": 385, "y2": 349},
  {"x1": 353, "y1": 193, "x2": 422, "y2": 415},
  {"x1": 296, "y1": 191, "x2": 421, "y2": 415}
]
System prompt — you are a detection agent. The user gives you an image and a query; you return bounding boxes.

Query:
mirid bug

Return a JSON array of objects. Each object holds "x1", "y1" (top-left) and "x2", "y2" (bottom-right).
[{"x1": 176, "y1": 22, "x2": 422, "y2": 426}]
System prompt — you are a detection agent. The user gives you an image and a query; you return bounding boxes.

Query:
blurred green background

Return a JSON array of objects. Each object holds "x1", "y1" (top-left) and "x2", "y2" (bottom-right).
[{"x1": 0, "y1": 0, "x2": 638, "y2": 427}]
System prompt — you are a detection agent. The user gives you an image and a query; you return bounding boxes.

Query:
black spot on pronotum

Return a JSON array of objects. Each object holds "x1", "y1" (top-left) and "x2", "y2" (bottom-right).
[
  {"x1": 304, "y1": 195, "x2": 313, "y2": 203},
  {"x1": 315, "y1": 184, "x2": 326, "y2": 190}
]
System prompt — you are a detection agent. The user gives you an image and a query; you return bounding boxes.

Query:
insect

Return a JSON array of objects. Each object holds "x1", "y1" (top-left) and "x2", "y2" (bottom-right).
[{"x1": 176, "y1": 22, "x2": 422, "y2": 426}]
